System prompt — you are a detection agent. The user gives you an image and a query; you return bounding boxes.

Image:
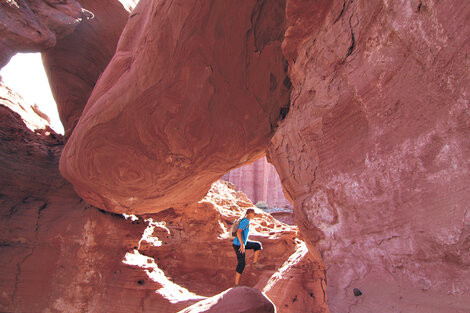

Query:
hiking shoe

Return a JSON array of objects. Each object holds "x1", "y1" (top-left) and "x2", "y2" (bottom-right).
[{"x1": 253, "y1": 262, "x2": 265, "y2": 270}]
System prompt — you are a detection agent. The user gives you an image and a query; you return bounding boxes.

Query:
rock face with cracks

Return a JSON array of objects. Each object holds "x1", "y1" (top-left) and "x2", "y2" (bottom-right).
[
  {"x1": 267, "y1": 0, "x2": 470, "y2": 312},
  {"x1": 59, "y1": 0, "x2": 291, "y2": 214},
  {"x1": 0, "y1": 0, "x2": 92, "y2": 68},
  {"x1": 42, "y1": 0, "x2": 132, "y2": 138}
]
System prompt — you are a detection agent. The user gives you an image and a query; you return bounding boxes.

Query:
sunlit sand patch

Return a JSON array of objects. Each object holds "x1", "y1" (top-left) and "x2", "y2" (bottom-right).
[
  {"x1": 262, "y1": 240, "x2": 309, "y2": 293},
  {"x1": 122, "y1": 181, "x2": 302, "y2": 306}
]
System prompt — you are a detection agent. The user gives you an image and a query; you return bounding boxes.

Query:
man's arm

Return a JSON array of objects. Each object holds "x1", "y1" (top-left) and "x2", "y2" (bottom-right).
[{"x1": 237, "y1": 228, "x2": 245, "y2": 253}]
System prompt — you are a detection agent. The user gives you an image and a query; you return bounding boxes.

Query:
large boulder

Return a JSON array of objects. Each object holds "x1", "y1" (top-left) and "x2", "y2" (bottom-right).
[
  {"x1": 0, "y1": 0, "x2": 91, "y2": 68},
  {"x1": 268, "y1": 0, "x2": 470, "y2": 312},
  {"x1": 42, "y1": 0, "x2": 132, "y2": 138},
  {"x1": 59, "y1": 0, "x2": 290, "y2": 214}
]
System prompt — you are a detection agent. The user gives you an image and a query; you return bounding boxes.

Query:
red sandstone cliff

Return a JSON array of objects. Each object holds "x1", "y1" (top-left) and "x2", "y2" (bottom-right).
[
  {"x1": 222, "y1": 157, "x2": 292, "y2": 209},
  {"x1": 268, "y1": 0, "x2": 470, "y2": 312}
]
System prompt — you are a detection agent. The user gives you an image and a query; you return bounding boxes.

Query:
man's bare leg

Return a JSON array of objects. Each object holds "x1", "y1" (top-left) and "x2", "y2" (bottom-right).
[
  {"x1": 235, "y1": 272, "x2": 241, "y2": 286},
  {"x1": 253, "y1": 250, "x2": 264, "y2": 269},
  {"x1": 254, "y1": 250, "x2": 260, "y2": 263}
]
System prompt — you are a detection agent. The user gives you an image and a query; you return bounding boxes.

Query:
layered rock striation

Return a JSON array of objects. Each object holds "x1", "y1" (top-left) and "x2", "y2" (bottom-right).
[
  {"x1": 3, "y1": 0, "x2": 470, "y2": 312},
  {"x1": 268, "y1": 0, "x2": 470, "y2": 312},
  {"x1": 42, "y1": 0, "x2": 132, "y2": 138},
  {"x1": 0, "y1": 81, "x2": 51, "y2": 131},
  {"x1": 59, "y1": 0, "x2": 291, "y2": 214}
]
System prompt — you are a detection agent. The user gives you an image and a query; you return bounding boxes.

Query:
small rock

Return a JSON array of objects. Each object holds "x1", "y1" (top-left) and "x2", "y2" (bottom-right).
[{"x1": 353, "y1": 288, "x2": 363, "y2": 297}]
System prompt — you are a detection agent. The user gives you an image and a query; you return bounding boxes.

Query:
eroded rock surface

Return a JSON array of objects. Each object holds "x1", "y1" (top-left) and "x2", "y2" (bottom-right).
[
  {"x1": 42, "y1": 0, "x2": 131, "y2": 138},
  {"x1": 0, "y1": 92, "x2": 160, "y2": 312},
  {"x1": 0, "y1": 0, "x2": 92, "y2": 68},
  {"x1": 268, "y1": 0, "x2": 470, "y2": 312},
  {"x1": 59, "y1": 0, "x2": 290, "y2": 214},
  {"x1": 222, "y1": 156, "x2": 292, "y2": 209}
]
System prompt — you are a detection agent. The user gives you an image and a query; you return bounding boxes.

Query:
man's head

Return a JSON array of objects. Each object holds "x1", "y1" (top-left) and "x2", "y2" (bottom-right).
[{"x1": 246, "y1": 208, "x2": 255, "y2": 220}]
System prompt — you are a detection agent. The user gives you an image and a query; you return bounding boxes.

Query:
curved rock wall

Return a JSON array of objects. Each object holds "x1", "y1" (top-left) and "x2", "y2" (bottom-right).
[
  {"x1": 59, "y1": 0, "x2": 290, "y2": 214},
  {"x1": 268, "y1": 0, "x2": 470, "y2": 312},
  {"x1": 222, "y1": 157, "x2": 292, "y2": 209},
  {"x1": 42, "y1": 0, "x2": 131, "y2": 138}
]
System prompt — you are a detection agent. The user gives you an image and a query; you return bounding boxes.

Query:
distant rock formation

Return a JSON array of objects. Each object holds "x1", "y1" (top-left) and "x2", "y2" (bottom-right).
[
  {"x1": 0, "y1": 81, "x2": 50, "y2": 131},
  {"x1": 222, "y1": 157, "x2": 292, "y2": 209}
]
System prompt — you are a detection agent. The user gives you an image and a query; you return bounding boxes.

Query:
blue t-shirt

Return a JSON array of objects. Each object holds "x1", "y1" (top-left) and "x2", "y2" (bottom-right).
[{"x1": 233, "y1": 218, "x2": 249, "y2": 246}]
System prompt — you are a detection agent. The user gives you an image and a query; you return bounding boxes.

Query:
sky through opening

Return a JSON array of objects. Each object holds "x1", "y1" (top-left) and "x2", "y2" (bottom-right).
[{"x1": 0, "y1": 53, "x2": 64, "y2": 134}]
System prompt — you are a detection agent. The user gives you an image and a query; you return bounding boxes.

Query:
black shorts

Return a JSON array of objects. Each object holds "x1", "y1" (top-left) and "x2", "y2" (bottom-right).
[
  {"x1": 233, "y1": 240, "x2": 262, "y2": 274},
  {"x1": 233, "y1": 240, "x2": 262, "y2": 252}
]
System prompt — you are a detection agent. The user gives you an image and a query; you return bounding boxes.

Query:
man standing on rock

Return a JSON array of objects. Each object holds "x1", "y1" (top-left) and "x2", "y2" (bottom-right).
[{"x1": 233, "y1": 208, "x2": 264, "y2": 286}]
